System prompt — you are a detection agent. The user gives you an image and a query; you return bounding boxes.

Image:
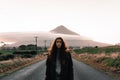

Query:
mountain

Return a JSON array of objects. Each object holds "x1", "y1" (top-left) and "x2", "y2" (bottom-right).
[
  {"x1": 0, "y1": 25, "x2": 111, "y2": 47},
  {"x1": 50, "y1": 25, "x2": 79, "y2": 35}
]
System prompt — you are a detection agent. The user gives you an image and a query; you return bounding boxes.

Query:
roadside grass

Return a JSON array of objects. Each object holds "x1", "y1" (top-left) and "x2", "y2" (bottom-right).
[
  {"x1": 0, "y1": 54, "x2": 46, "y2": 77},
  {"x1": 0, "y1": 50, "x2": 14, "y2": 55},
  {"x1": 73, "y1": 46, "x2": 120, "y2": 80},
  {"x1": 74, "y1": 45, "x2": 120, "y2": 54}
]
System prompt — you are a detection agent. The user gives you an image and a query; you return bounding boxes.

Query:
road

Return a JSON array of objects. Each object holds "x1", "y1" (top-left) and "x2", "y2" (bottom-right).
[{"x1": 0, "y1": 59, "x2": 115, "y2": 80}]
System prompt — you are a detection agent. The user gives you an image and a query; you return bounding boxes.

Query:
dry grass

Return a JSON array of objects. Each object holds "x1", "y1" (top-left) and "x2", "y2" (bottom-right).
[
  {"x1": 0, "y1": 54, "x2": 46, "y2": 77},
  {"x1": 72, "y1": 52, "x2": 120, "y2": 80}
]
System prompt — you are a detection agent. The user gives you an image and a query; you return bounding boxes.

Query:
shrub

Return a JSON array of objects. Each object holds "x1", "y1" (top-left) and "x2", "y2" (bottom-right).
[
  {"x1": 0, "y1": 52, "x2": 2, "y2": 55},
  {"x1": 13, "y1": 51, "x2": 37, "y2": 55},
  {"x1": 21, "y1": 54, "x2": 33, "y2": 58},
  {"x1": 103, "y1": 58, "x2": 120, "y2": 67},
  {"x1": 103, "y1": 58, "x2": 115, "y2": 66},
  {"x1": 74, "y1": 47, "x2": 102, "y2": 54},
  {"x1": 13, "y1": 51, "x2": 37, "y2": 58},
  {"x1": 112, "y1": 58, "x2": 120, "y2": 67},
  {"x1": 96, "y1": 57, "x2": 109, "y2": 63},
  {"x1": 74, "y1": 46, "x2": 120, "y2": 54},
  {"x1": 0, "y1": 54, "x2": 14, "y2": 61},
  {"x1": 7, "y1": 54, "x2": 15, "y2": 59}
]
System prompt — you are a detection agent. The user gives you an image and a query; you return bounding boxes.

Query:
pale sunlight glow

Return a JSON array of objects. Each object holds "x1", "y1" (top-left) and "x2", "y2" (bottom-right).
[
  {"x1": 0, "y1": 0, "x2": 120, "y2": 44},
  {"x1": 0, "y1": 42, "x2": 15, "y2": 47}
]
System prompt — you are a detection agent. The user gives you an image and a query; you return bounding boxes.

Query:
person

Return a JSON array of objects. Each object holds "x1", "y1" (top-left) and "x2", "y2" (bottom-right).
[{"x1": 45, "y1": 37, "x2": 74, "y2": 80}]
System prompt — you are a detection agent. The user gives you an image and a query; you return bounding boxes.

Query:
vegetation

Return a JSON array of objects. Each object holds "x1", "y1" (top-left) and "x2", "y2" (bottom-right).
[
  {"x1": 74, "y1": 47, "x2": 102, "y2": 54},
  {"x1": 74, "y1": 45, "x2": 120, "y2": 54},
  {"x1": 0, "y1": 44, "x2": 46, "y2": 61},
  {"x1": 103, "y1": 58, "x2": 120, "y2": 67},
  {"x1": 0, "y1": 54, "x2": 14, "y2": 61},
  {"x1": 0, "y1": 43, "x2": 47, "y2": 76},
  {"x1": 0, "y1": 54, "x2": 46, "y2": 75},
  {"x1": 74, "y1": 45, "x2": 120, "y2": 69},
  {"x1": 73, "y1": 46, "x2": 120, "y2": 80},
  {"x1": 13, "y1": 51, "x2": 37, "y2": 58}
]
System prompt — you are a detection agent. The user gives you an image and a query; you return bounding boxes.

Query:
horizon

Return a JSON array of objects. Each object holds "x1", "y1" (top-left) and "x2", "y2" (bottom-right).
[
  {"x1": 0, "y1": 26, "x2": 118, "y2": 45},
  {"x1": 0, "y1": 0, "x2": 120, "y2": 45}
]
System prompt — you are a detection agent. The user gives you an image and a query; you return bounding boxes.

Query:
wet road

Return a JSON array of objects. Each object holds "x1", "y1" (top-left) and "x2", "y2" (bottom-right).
[{"x1": 0, "y1": 59, "x2": 115, "y2": 80}]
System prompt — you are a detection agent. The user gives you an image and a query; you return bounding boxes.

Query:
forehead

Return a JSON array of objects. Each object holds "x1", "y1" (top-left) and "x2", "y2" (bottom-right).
[{"x1": 56, "y1": 39, "x2": 62, "y2": 42}]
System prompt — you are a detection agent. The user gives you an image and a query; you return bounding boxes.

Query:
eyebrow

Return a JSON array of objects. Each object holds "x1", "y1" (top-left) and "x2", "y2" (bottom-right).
[{"x1": 56, "y1": 40, "x2": 62, "y2": 42}]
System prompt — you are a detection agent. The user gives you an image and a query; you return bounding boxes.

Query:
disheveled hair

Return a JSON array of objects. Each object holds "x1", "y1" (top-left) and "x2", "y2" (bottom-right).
[{"x1": 48, "y1": 37, "x2": 68, "y2": 55}]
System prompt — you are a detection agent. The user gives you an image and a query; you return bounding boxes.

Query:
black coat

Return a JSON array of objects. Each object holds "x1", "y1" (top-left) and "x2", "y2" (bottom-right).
[{"x1": 45, "y1": 51, "x2": 73, "y2": 80}]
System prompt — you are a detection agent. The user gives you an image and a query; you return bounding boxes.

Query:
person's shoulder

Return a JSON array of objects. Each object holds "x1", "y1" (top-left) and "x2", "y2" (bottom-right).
[
  {"x1": 65, "y1": 48, "x2": 72, "y2": 56},
  {"x1": 65, "y1": 48, "x2": 70, "y2": 53},
  {"x1": 65, "y1": 48, "x2": 73, "y2": 53}
]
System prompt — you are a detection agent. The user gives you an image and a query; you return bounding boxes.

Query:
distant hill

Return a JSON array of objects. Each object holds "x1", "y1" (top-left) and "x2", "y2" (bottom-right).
[
  {"x1": 0, "y1": 25, "x2": 111, "y2": 47},
  {"x1": 50, "y1": 25, "x2": 79, "y2": 35}
]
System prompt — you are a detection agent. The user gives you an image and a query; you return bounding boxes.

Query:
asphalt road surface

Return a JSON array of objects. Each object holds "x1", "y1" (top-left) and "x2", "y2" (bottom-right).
[{"x1": 0, "y1": 59, "x2": 116, "y2": 80}]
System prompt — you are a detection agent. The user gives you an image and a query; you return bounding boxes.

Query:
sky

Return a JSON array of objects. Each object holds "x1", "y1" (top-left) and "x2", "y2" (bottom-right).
[{"x1": 0, "y1": 0, "x2": 120, "y2": 45}]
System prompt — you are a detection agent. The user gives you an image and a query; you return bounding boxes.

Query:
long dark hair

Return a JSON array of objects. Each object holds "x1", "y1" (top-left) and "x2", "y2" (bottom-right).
[{"x1": 48, "y1": 37, "x2": 68, "y2": 61}]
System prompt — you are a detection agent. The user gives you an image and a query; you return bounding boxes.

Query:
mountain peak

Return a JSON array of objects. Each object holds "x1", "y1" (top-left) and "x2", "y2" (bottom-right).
[{"x1": 50, "y1": 25, "x2": 79, "y2": 35}]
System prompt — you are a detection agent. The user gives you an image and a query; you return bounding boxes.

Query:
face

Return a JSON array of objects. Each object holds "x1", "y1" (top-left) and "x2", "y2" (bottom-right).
[{"x1": 56, "y1": 39, "x2": 62, "y2": 48}]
